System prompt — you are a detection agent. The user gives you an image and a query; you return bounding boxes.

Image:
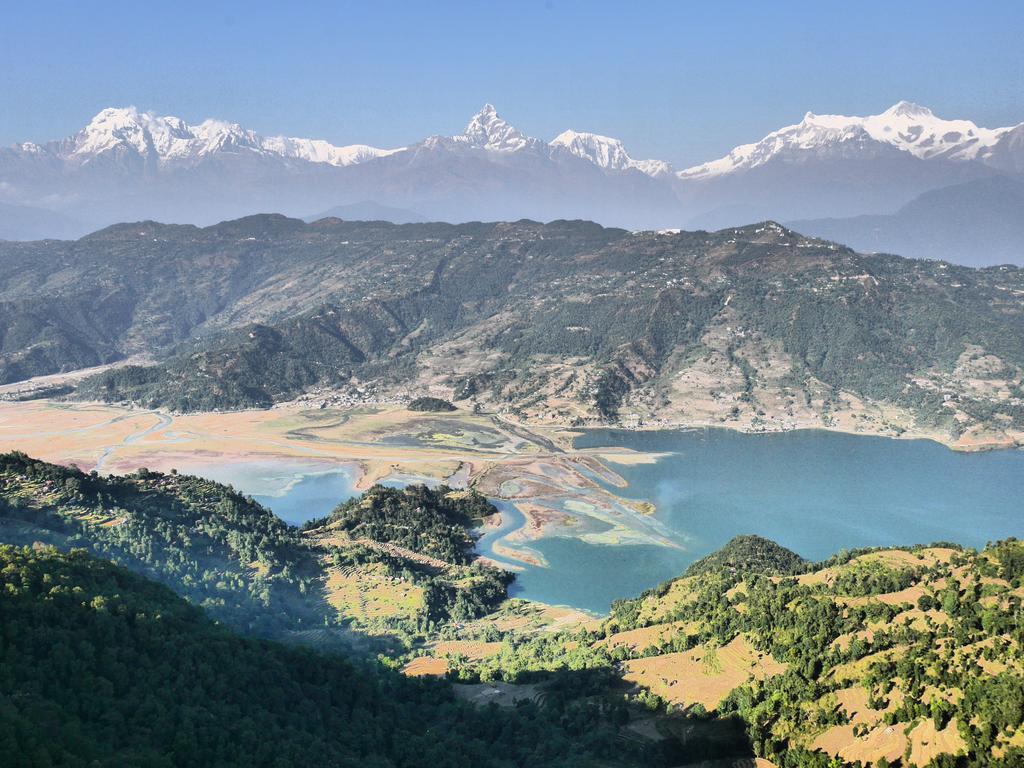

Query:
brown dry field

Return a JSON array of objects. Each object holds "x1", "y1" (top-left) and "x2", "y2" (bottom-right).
[
  {"x1": 627, "y1": 577, "x2": 699, "y2": 626},
  {"x1": 796, "y1": 547, "x2": 957, "y2": 588},
  {"x1": 460, "y1": 601, "x2": 592, "y2": 637},
  {"x1": 621, "y1": 635, "x2": 786, "y2": 711},
  {"x1": 0, "y1": 400, "x2": 675, "y2": 551},
  {"x1": 829, "y1": 646, "x2": 908, "y2": 685},
  {"x1": 811, "y1": 715, "x2": 965, "y2": 767},
  {"x1": 0, "y1": 400, "x2": 543, "y2": 479},
  {"x1": 324, "y1": 563, "x2": 424, "y2": 624},
  {"x1": 431, "y1": 640, "x2": 503, "y2": 661},
  {"x1": 596, "y1": 620, "x2": 699, "y2": 653},
  {"x1": 401, "y1": 657, "x2": 449, "y2": 677}
]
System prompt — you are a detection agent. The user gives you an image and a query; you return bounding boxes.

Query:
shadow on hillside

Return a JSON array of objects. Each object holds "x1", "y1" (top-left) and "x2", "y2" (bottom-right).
[
  {"x1": 454, "y1": 665, "x2": 756, "y2": 767},
  {"x1": 652, "y1": 710, "x2": 755, "y2": 768}
]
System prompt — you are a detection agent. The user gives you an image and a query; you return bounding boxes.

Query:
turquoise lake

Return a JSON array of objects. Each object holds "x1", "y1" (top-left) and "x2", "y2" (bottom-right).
[
  {"x1": 481, "y1": 428, "x2": 1024, "y2": 613},
  {"x1": 188, "y1": 460, "x2": 358, "y2": 527},
  {"x1": 193, "y1": 429, "x2": 1024, "y2": 615}
]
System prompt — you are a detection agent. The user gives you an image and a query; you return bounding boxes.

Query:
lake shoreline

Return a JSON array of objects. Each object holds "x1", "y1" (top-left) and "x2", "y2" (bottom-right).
[
  {"x1": 12, "y1": 390, "x2": 1022, "y2": 455},
  {"x1": 544, "y1": 417, "x2": 1024, "y2": 454}
]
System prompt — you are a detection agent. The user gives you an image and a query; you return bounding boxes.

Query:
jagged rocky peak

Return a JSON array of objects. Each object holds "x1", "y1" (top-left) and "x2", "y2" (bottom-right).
[{"x1": 459, "y1": 104, "x2": 537, "y2": 152}]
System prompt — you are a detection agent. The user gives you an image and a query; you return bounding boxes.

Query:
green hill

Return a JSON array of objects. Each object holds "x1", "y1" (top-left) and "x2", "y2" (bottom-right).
[
  {"x1": 0, "y1": 451, "x2": 321, "y2": 635},
  {"x1": 683, "y1": 534, "x2": 806, "y2": 578},
  {"x1": 0, "y1": 545, "x2": 637, "y2": 768},
  {"x1": 1, "y1": 217, "x2": 1022, "y2": 444},
  {"x1": 594, "y1": 542, "x2": 1024, "y2": 766},
  {"x1": 0, "y1": 453, "x2": 510, "y2": 640}
]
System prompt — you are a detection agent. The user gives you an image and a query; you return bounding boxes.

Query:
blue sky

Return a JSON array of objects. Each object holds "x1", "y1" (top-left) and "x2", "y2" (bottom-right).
[{"x1": 2, "y1": 0, "x2": 1022, "y2": 167}]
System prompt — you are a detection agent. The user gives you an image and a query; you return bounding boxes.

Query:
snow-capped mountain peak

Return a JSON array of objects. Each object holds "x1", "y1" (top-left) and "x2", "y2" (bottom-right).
[
  {"x1": 680, "y1": 102, "x2": 1023, "y2": 179},
  {"x1": 551, "y1": 130, "x2": 632, "y2": 168},
  {"x1": 882, "y1": 100, "x2": 934, "y2": 119},
  {"x1": 459, "y1": 104, "x2": 537, "y2": 152},
  {"x1": 71, "y1": 107, "x2": 191, "y2": 159},
  {"x1": 261, "y1": 136, "x2": 401, "y2": 166},
  {"x1": 6, "y1": 101, "x2": 1022, "y2": 238},
  {"x1": 858, "y1": 102, "x2": 1010, "y2": 161},
  {"x1": 190, "y1": 119, "x2": 262, "y2": 155},
  {"x1": 550, "y1": 129, "x2": 672, "y2": 177},
  {"x1": 56, "y1": 106, "x2": 400, "y2": 168},
  {"x1": 55, "y1": 101, "x2": 1021, "y2": 182}
]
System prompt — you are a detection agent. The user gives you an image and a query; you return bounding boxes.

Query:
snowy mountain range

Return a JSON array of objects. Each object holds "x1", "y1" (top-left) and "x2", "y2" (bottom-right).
[
  {"x1": 8, "y1": 103, "x2": 667, "y2": 175},
  {"x1": 14, "y1": 106, "x2": 404, "y2": 169},
  {"x1": 2, "y1": 101, "x2": 1022, "y2": 263},
  {"x1": 680, "y1": 101, "x2": 1024, "y2": 178}
]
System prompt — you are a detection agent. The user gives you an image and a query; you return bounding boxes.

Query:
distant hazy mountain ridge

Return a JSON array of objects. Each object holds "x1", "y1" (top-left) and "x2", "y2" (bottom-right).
[
  {"x1": 10, "y1": 101, "x2": 1018, "y2": 180},
  {"x1": 790, "y1": 176, "x2": 1024, "y2": 266}
]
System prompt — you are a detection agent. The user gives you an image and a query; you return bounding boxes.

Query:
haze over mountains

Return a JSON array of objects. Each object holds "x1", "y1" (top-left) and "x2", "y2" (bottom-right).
[
  {"x1": 790, "y1": 175, "x2": 1024, "y2": 265},
  {"x1": 1, "y1": 102, "x2": 1022, "y2": 264}
]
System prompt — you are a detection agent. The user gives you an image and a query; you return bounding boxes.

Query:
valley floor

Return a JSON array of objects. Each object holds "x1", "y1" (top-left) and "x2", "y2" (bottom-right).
[
  {"x1": 0, "y1": 399, "x2": 674, "y2": 566},
  {"x1": 0, "y1": 395, "x2": 1020, "y2": 575}
]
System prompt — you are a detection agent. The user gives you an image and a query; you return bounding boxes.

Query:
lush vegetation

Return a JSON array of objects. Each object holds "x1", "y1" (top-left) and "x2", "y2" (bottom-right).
[
  {"x1": 2, "y1": 448, "x2": 1023, "y2": 765},
  {"x1": 408, "y1": 397, "x2": 457, "y2": 412},
  {"x1": 0, "y1": 545, "x2": 641, "y2": 768},
  {"x1": 598, "y1": 541, "x2": 1024, "y2": 766},
  {"x1": 0, "y1": 451, "x2": 324, "y2": 635},
  {"x1": 427, "y1": 536, "x2": 1024, "y2": 767},
  {"x1": 1, "y1": 217, "x2": 1020, "y2": 438},
  {"x1": 0, "y1": 454, "x2": 515, "y2": 645},
  {"x1": 682, "y1": 534, "x2": 806, "y2": 578},
  {"x1": 78, "y1": 304, "x2": 401, "y2": 411},
  {"x1": 318, "y1": 484, "x2": 495, "y2": 565},
  {"x1": 312, "y1": 484, "x2": 514, "y2": 630}
]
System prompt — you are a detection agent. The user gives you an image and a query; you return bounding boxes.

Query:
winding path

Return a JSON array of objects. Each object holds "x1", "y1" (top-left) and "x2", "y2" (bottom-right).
[{"x1": 94, "y1": 412, "x2": 172, "y2": 472}]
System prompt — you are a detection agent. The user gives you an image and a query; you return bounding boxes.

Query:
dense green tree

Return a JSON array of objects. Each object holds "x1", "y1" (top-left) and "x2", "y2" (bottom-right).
[{"x1": 0, "y1": 545, "x2": 640, "y2": 768}]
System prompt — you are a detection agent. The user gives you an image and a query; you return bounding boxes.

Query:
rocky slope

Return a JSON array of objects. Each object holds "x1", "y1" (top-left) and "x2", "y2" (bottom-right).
[{"x1": 0, "y1": 215, "x2": 1021, "y2": 447}]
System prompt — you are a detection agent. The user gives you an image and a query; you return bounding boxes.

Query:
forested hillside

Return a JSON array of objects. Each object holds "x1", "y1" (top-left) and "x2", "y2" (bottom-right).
[
  {"x1": 0, "y1": 216, "x2": 1021, "y2": 444},
  {"x1": 320, "y1": 484, "x2": 495, "y2": 565},
  {"x1": 0, "y1": 453, "x2": 512, "y2": 640},
  {"x1": 0, "y1": 545, "x2": 639, "y2": 767},
  {"x1": 600, "y1": 540, "x2": 1024, "y2": 766},
  {"x1": 434, "y1": 537, "x2": 1024, "y2": 767},
  {"x1": 0, "y1": 451, "x2": 323, "y2": 634},
  {"x1": 681, "y1": 534, "x2": 806, "y2": 578}
]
